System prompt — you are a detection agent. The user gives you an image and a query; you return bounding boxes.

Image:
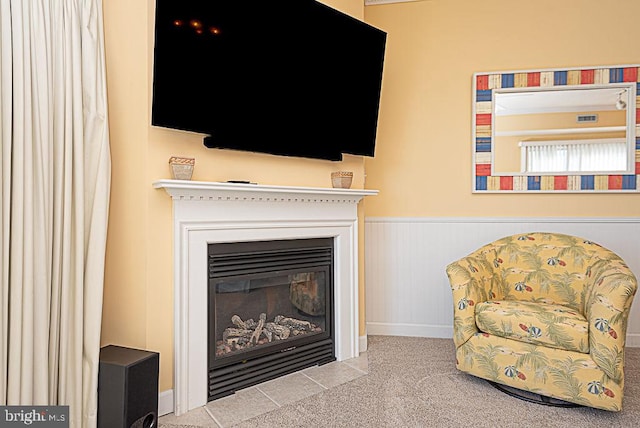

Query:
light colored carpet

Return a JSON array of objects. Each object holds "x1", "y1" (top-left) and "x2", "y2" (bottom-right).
[{"x1": 161, "y1": 335, "x2": 640, "y2": 428}]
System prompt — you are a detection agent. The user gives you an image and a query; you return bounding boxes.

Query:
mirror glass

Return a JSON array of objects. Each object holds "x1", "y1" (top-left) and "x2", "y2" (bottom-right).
[{"x1": 493, "y1": 85, "x2": 635, "y2": 175}]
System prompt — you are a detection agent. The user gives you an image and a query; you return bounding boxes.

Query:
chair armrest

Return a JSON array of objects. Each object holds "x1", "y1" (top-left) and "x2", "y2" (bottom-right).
[
  {"x1": 587, "y1": 259, "x2": 638, "y2": 383},
  {"x1": 446, "y1": 254, "x2": 496, "y2": 347}
]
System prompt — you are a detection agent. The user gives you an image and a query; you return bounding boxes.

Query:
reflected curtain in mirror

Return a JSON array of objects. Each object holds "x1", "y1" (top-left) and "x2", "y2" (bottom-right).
[{"x1": 521, "y1": 139, "x2": 627, "y2": 173}]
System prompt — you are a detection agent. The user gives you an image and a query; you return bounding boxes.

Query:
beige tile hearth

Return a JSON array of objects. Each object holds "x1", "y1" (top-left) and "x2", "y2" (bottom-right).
[
  {"x1": 158, "y1": 406, "x2": 218, "y2": 427},
  {"x1": 254, "y1": 372, "x2": 325, "y2": 406},
  {"x1": 158, "y1": 354, "x2": 368, "y2": 428},
  {"x1": 206, "y1": 387, "x2": 280, "y2": 427},
  {"x1": 302, "y1": 357, "x2": 366, "y2": 389}
]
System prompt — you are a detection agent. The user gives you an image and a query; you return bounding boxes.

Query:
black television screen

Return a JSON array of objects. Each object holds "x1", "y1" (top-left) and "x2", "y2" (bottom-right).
[{"x1": 151, "y1": 0, "x2": 386, "y2": 161}]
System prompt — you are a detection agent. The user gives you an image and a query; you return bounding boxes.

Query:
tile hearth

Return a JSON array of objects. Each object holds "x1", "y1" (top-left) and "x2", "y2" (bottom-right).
[{"x1": 158, "y1": 353, "x2": 368, "y2": 428}]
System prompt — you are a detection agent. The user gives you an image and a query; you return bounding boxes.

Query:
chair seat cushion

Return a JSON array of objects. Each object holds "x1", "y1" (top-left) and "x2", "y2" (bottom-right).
[{"x1": 475, "y1": 300, "x2": 589, "y2": 353}]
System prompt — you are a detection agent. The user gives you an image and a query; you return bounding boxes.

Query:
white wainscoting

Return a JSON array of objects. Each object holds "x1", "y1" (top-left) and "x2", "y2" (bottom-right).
[{"x1": 364, "y1": 217, "x2": 640, "y2": 347}]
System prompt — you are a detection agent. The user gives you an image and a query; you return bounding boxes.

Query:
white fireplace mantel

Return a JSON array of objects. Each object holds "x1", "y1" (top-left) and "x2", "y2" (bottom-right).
[
  {"x1": 153, "y1": 179, "x2": 378, "y2": 202},
  {"x1": 153, "y1": 179, "x2": 377, "y2": 415}
]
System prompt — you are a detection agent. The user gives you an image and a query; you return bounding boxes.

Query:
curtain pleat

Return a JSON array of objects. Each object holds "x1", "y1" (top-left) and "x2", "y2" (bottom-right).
[{"x1": 0, "y1": 1, "x2": 111, "y2": 427}]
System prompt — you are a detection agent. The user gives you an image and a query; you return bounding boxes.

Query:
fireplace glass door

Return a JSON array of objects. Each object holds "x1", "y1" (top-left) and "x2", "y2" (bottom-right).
[{"x1": 207, "y1": 238, "x2": 335, "y2": 400}]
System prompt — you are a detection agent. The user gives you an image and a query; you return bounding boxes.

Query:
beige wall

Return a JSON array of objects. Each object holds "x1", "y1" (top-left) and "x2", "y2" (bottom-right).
[
  {"x1": 364, "y1": 0, "x2": 640, "y2": 216},
  {"x1": 102, "y1": 0, "x2": 368, "y2": 392}
]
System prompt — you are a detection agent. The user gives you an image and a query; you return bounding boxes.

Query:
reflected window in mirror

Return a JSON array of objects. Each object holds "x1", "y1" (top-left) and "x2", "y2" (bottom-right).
[{"x1": 473, "y1": 66, "x2": 639, "y2": 193}]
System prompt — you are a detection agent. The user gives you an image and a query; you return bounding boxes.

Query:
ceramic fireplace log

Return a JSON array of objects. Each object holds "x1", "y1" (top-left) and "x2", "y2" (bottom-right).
[
  {"x1": 274, "y1": 315, "x2": 313, "y2": 331},
  {"x1": 249, "y1": 313, "x2": 267, "y2": 345},
  {"x1": 263, "y1": 323, "x2": 290, "y2": 341},
  {"x1": 219, "y1": 313, "x2": 321, "y2": 353},
  {"x1": 231, "y1": 315, "x2": 248, "y2": 330},
  {"x1": 222, "y1": 328, "x2": 252, "y2": 341}
]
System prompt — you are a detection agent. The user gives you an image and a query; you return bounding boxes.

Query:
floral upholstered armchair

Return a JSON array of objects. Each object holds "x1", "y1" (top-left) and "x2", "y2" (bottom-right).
[{"x1": 446, "y1": 232, "x2": 637, "y2": 411}]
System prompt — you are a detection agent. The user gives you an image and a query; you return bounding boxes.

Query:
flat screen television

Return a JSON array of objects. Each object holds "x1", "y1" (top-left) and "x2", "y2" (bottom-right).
[{"x1": 151, "y1": 0, "x2": 387, "y2": 161}]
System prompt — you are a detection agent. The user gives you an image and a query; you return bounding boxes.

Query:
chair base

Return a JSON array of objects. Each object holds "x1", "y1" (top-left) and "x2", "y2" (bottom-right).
[{"x1": 487, "y1": 381, "x2": 581, "y2": 408}]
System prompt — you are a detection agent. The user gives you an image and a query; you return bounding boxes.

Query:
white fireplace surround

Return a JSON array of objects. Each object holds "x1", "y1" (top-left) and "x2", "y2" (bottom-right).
[{"x1": 153, "y1": 179, "x2": 377, "y2": 415}]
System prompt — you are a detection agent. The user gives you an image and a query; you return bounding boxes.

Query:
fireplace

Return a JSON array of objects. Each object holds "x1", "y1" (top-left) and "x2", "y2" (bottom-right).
[
  {"x1": 208, "y1": 238, "x2": 335, "y2": 400},
  {"x1": 153, "y1": 180, "x2": 377, "y2": 415}
]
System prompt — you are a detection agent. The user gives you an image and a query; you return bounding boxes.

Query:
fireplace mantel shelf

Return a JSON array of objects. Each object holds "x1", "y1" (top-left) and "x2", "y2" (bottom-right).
[{"x1": 153, "y1": 179, "x2": 378, "y2": 203}]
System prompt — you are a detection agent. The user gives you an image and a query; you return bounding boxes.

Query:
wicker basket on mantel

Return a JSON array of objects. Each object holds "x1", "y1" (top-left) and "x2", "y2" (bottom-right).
[
  {"x1": 169, "y1": 156, "x2": 195, "y2": 180},
  {"x1": 331, "y1": 171, "x2": 353, "y2": 189}
]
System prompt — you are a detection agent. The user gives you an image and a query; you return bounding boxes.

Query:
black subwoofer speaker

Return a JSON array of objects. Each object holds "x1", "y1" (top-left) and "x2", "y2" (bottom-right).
[{"x1": 98, "y1": 345, "x2": 160, "y2": 428}]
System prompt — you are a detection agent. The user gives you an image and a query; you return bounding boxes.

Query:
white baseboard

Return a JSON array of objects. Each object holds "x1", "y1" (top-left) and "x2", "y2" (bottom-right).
[
  {"x1": 158, "y1": 389, "x2": 174, "y2": 416},
  {"x1": 367, "y1": 322, "x2": 453, "y2": 338},
  {"x1": 359, "y1": 335, "x2": 368, "y2": 353},
  {"x1": 626, "y1": 333, "x2": 640, "y2": 348}
]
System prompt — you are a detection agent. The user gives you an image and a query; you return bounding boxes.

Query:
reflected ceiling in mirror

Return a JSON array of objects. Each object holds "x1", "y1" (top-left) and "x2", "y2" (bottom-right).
[{"x1": 473, "y1": 65, "x2": 640, "y2": 193}]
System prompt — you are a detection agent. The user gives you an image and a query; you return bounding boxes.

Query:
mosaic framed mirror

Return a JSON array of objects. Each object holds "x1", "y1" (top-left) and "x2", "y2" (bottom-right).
[{"x1": 472, "y1": 65, "x2": 639, "y2": 193}]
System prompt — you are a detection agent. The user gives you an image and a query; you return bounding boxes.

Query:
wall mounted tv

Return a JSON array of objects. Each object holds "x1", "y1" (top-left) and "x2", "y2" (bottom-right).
[{"x1": 151, "y1": 0, "x2": 387, "y2": 161}]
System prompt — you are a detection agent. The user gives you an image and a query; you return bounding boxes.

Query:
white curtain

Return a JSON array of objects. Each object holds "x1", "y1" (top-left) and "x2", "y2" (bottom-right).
[
  {"x1": 524, "y1": 139, "x2": 627, "y2": 173},
  {"x1": 0, "y1": 1, "x2": 110, "y2": 427}
]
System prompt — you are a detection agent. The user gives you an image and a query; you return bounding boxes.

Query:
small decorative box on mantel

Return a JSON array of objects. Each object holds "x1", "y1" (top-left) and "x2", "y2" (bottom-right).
[{"x1": 169, "y1": 156, "x2": 195, "y2": 180}]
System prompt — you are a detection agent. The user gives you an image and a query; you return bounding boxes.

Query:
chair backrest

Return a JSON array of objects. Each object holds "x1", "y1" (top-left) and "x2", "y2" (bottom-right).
[{"x1": 477, "y1": 232, "x2": 624, "y2": 314}]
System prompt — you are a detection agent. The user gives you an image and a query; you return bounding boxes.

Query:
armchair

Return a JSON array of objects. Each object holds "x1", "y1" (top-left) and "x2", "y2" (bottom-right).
[{"x1": 446, "y1": 232, "x2": 637, "y2": 411}]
